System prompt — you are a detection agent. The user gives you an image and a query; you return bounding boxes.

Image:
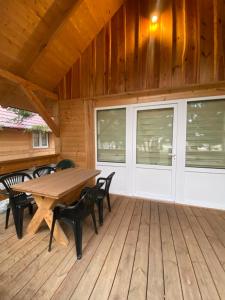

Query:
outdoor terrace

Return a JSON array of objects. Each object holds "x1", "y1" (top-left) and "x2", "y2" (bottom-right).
[{"x1": 0, "y1": 196, "x2": 225, "y2": 300}]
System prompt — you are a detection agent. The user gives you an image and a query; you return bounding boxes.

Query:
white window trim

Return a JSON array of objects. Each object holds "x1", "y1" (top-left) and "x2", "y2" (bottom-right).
[{"x1": 32, "y1": 131, "x2": 49, "y2": 149}]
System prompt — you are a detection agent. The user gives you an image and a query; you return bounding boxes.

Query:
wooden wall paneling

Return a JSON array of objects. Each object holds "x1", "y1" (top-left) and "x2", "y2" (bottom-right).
[
  {"x1": 125, "y1": 0, "x2": 140, "y2": 91},
  {"x1": 58, "y1": 0, "x2": 225, "y2": 100},
  {"x1": 90, "y1": 41, "x2": 96, "y2": 98},
  {"x1": 172, "y1": 0, "x2": 185, "y2": 87},
  {"x1": 104, "y1": 22, "x2": 111, "y2": 95},
  {"x1": 0, "y1": 154, "x2": 59, "y2": 176},
  {"x1": 147, "y1": 4, "x2": 161, "y2": 89},
  {"x1": 60, "y1": 99, "x2": 87, "y2": 167},
  {"x1": 71, "y1": 59, "x2": 81, "y2": 99},
  {"x1": 138, "y1": 0, "x2": 151, "y2": 90},
  {"x1": 95, "y1": 28, "x2": 106, "y2": 96},
  {"x1": 25, "y1": 0, "x2": 125, "y2": 90},
  {"x1": 159, "y1": 0, "x2": 173, "y2": 88},
  {"x1": 110, "y1": 6, "x2": 126, "y2": 94},
  {"x1": 65, "y1": 69, "x2": 72, "y2": 100},
  {"x1": 214, "y1": 0, "x2": 225, "y2": 81},
  {"x1": 199, "y1": 0, "x2": 214, "y2": 83},
  {"x1": 57, "y1": 77, "x2": 64, "y2": 100},
  {"x1": 184, "y1": 0, "x2": 199, "y2": 84},
  {"x1": 80, "y1": 46, "x2": 93, "y2": 99},
  {"x1": 84, "y1": 100, "x2": 95, "y2": 169}
]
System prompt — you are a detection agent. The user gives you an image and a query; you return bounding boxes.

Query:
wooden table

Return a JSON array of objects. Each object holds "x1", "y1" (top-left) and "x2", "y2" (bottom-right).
[{"x1": 12, "y1": 168, "x2": 101, "y2": 246}]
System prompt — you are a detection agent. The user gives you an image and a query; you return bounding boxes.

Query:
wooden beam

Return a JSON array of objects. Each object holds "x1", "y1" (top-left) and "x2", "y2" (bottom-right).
[
  {"x1": 0, "y1": 68, "x2": 58, "y2": 101},
  {"x1": 20, "y1": 86, "x2": 60, "y2": 137},
  {"x1": 26, "y1": 0, "x2": 125, "y2": 89}
]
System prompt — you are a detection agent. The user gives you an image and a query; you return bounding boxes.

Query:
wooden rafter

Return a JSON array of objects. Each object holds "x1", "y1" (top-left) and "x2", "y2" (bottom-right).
[
  {"x1": 0, "y1": 68, "x2": 58, "y2": 101},
  {"x1": 20, "y1": 86, "x2": 60, "y2": 137},
  {"x1": 25, "y1": 0, "x2": 125, "y2": 89}
]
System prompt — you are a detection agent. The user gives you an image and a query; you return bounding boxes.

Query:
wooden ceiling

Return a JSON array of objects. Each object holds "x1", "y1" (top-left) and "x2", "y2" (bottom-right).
[{"x1": 0, "y1": 0, "x2": 124, "y2": 112}]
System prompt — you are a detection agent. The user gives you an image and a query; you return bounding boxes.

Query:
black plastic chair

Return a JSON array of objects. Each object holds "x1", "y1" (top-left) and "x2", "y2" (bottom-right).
[
  {"x1": 56, "y1": 159, "x2": 75, "y2": 170},
  {"x1": 0, "y1": 172, "x2": 34, "y2": 239},
  {"x1": 81, "y1": 172, "x2": 115, "y2": 225},
  {"x1": 33, "y1": 166, "x2": 55, "y2": 178},
  {"x1": 96, "y1": 172, "x2": 115, "y2": 225},
  {"x1": 48, "y1": 183, "x2": 102, "y2": 259}
]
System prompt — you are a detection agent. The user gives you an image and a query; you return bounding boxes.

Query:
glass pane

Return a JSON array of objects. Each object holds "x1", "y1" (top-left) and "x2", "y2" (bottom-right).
[
  {"x1": 136, "y1": 108, "x2": 174, "y2": 166},
  {"x1": 41, "y1": 132, "x2": 48, "y2": 147},
  {"x1": 186, "y1": 100, "x2": 225, "y2": 169},
  {"x1": 33, "y1": 132, "x2": 39, "y2": 147},
  {"x1": 97, "y1": 108, "x2": 126, "y2": 163}
]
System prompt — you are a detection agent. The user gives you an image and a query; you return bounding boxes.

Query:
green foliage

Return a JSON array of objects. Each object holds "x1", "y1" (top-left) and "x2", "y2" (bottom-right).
[
  {"x1": 27, "y1": 125, "x2": 49, "y2": 132},
  {"x1": 8, "y1": 108, "x2": 33, "y2": 122}
]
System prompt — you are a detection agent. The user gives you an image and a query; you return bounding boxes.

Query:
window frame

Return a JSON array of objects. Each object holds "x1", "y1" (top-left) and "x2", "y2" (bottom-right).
[
  {"x1": 185, "y1": 98, "x2": 225, "y2": 170},
  {"x1": 32, "y1": 131, "x2": 49, "y2": 149},
  {"x1": 95, "y1": 106, "x2": 127, "y2": 166}
]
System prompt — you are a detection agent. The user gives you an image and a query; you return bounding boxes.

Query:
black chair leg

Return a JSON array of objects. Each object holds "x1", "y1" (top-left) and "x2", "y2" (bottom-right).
[
  {"x1": 28, "y1": 203, "x2": 33, "y2": 215},
  {"x1": 73, "y1": 221, "x2": 83, "y2": 260},
  {"x1": 107, "y1": 194, "x2": 111, "y2": 212},
  {"x1": 48, "y1": 213, "x2": 57, "y2": 252},
  {"x1": 14, "y1": 206, "x2": 24, "y2": 239},
  {"x1": 97, "y1": 200, "x2": 104, "y2": 226},
  {"x1": 5, "y1": 207, "x2": 11, "y2": 229},
  {"x1": 91, "y1": 209, "x2": 98, "y2": 234}
]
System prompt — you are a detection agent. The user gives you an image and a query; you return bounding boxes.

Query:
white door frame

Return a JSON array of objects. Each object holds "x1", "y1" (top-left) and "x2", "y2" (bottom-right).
[{"x1": 94, "y1": 95, "x2": 225, "y2": 209}]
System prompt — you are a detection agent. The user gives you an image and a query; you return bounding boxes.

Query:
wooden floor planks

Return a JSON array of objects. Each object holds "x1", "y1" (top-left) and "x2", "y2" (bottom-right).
[{"x1": 0, "y1": 197, "x2": 225, "y2": 299}]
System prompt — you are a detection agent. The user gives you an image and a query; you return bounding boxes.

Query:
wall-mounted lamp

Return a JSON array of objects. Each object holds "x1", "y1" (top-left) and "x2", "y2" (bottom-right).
[
  {"x1": 151, "y1": 15, "x2": 158, "y2": 24},
  {"x1": 149, "y1": 14, "x2": 159, "y2": 32}
]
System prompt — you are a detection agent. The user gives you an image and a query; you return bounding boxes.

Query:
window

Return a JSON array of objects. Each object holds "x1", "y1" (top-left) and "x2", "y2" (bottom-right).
[
  {"x1": 136, "y1": 108, "x2": 174, "y2": 165},
  {"x1": 186, "y1": 100, "x2": 225, "y2": 169},
  {"x1": 97, "y1": 108, "x2": 126, "y2": 163},
  {"x1": 32, "y1": 132, "x2": 49, "y2": 148}
]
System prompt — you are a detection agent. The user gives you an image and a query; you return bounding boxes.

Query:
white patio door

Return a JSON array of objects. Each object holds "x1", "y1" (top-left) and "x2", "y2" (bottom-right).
[{"x1": 132, "y1": 104, "x2": 178, "y2": 202}]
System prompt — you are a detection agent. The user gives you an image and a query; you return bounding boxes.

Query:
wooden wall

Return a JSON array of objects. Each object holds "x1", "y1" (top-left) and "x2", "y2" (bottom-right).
[
  {"x1": 58, "y1": 0, "x2": 225, "y2": 100},
  {"x1": 58, "y1": 0, "x2": 225, "y2": 168},
  {"x1": 0, "y1": 154, "x2": 59, "y2": 176},
  {"x1": 0, "y1": 128, "x2": 56, "y2": 161},
  {"x1": 59, "y1": 99, "x2": 95, "y2": 168}
]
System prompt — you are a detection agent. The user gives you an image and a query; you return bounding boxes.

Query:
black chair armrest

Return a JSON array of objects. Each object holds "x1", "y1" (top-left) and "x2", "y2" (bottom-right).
[{"x1": 97, "y1": 177, "x2": 107, "y2": 184}]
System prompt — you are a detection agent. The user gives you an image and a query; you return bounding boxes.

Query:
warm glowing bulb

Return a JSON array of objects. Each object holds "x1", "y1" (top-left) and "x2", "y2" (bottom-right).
[{"x1": 151, "y1": 15, "x2": 158, "y2": 23}]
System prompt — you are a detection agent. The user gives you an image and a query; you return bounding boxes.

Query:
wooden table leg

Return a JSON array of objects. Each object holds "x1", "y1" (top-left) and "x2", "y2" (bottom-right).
[{"x1": 27, "y1": 196, "x2": 69, "y2": 246}]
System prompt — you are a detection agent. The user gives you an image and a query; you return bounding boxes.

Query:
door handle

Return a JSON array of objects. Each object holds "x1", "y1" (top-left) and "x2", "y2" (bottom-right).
[{"x1": 168, "y1": 153, "x2": 176, "y2": 159}]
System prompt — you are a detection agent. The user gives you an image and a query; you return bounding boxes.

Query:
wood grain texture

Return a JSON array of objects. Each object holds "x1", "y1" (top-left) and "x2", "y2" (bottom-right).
[
  {"x1": 12, "y1": 168, "x2": 100, "y2": 199},
  {"x1": 58, "y1": 0, "x2": 225, "y2": 100},
  {"x1": 1, "y1": 198, "x2": 225, "y2": 299},
  {"x1": 0, "y1": 154, "x2": 59, "y2": 176}
]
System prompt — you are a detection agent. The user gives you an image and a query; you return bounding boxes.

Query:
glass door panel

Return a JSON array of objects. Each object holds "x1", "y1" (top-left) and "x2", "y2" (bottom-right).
[{"x1": 136, "y1": 108, "x2": 174, "y2": 166}]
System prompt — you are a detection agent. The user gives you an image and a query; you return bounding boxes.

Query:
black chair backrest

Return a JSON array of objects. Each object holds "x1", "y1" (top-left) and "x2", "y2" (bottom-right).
[
  {"x1": 56, "y1": 159, "x2": 75, "y2": 170},
  {"x1": 33, "y1": 166, "x2": 55, "y2": 178},
  {"x1": 101, "y1": 172, "x2": 115, "y2": 194},
  {"x1": 0, "y1": 172, "x2": 32, "y2": 198},
  {"x1": 80, "y1": 182, "x2": 103, "y2": 209},
  {"x1": 63, "y1": 183, "x2": 103, "y2": 218}
]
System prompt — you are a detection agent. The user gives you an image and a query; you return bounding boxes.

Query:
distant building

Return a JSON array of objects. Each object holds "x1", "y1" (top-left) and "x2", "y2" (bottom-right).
[{"x1": 0, "y1": 106, "x2": 56, "y2": 161}]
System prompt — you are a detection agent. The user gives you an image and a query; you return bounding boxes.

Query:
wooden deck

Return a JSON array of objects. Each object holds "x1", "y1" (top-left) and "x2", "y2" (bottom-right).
[{"x1": 1, "y1": 196, "x2": 225, "y2": 299}]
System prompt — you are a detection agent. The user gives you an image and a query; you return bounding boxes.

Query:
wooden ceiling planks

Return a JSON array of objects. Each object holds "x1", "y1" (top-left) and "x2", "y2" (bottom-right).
[
  {"x1": 0, "y1": 0, "x2": 125, "y2": 116},
  {"x1": 0, "y1": 0, "x2": 76, "y2": 113},
  {"x1": 25, "y1": 0, "x2": 125, "y2": 90},
  {"x1": 0, "y1": 0, "x2": 76, "y2": 76},
  {"x1": 58, "y1": 0, "x2": 225, "y2": 101}
]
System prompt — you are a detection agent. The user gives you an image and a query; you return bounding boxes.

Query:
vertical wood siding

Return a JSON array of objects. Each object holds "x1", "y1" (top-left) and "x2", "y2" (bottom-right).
[{"x1": 58, "y1": 0, "x2": 225, "y2": 100}]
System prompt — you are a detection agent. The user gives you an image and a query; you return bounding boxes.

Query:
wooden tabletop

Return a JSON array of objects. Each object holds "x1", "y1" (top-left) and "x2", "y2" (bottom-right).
[{"x1": 12, "y1": 168, "x2": 101, "y2": 199}]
